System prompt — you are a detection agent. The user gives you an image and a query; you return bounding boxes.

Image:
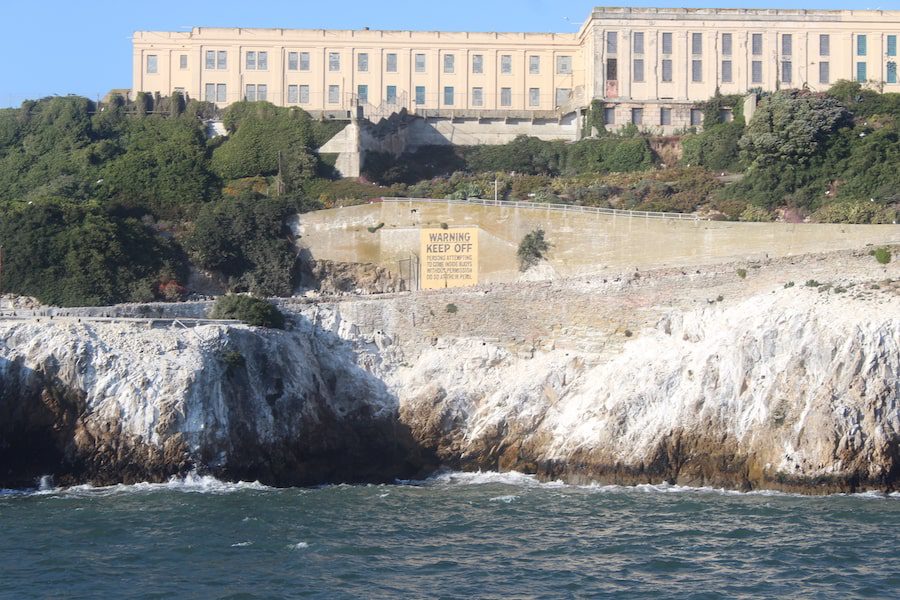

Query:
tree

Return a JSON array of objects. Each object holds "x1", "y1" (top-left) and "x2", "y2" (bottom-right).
[
  {"x1": 517, "y1": 228, "x2": 550, "y2": 271},
  {"x1": 210, "y1": 294, "x2": 285, "y2": 329}
]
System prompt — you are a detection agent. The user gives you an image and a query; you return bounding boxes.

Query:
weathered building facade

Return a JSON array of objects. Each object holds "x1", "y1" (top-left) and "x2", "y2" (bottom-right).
[{"x1": 133, "y1": 7, "x2": 900, "y2": 134}]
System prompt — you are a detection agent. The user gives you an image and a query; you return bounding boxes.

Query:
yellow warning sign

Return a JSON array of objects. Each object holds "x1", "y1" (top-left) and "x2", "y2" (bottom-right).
[{"x1": 420, "y1": 228, "x2": 479, "y2": 289}]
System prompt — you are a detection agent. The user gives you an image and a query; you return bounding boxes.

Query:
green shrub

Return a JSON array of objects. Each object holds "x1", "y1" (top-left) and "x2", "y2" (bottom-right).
[
  {"x1": 445, "y1": 303, "x2": 458, "y2": 314},
  {"x1": 874, "y1": 247, "x2": 892, "y2": 264},
  {"x1": 517, "y1": 228, "x2": 550, "y2": 271},
  {"x1": 739, "y1": 205, "x2": 775, "y2": 222},
  {"x1": 210, "y1": 294, "x2": 285, "y2": 329},
  {"x1": 806, "y1": 280, "x2": 822, "y2": 287},
  {"x1": 736, "y1": 268, "x2": 747, "y2": 279},
  {"x1": 367, "y1": 222, "x2": 385, "y2": 233}
]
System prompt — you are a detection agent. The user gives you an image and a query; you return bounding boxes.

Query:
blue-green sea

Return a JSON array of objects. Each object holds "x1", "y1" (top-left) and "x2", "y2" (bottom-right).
[{"x1": 1, "y1": 471, "x2": 898, "y2": 599}]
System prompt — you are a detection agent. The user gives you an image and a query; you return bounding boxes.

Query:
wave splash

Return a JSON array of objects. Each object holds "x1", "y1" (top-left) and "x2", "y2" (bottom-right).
[
  {"x1": 3, "y1": 471, "x2": 274, "y2": 498},
  {"x1": 399, "y1": 470, "x2": 900, "y2": 500}
]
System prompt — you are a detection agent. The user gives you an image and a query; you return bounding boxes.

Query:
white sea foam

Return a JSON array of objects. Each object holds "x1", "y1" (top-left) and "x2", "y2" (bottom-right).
[
  {"x1": 489, "y1": 494, "x2": 519, "y2": 503},
  {"x1": 290, "y1": 542, "x2": 310, "y2": 550},
  {"x1": 24, "y1": 472, "x2": 275, "y2": 498},
  {"x1": 398, "y1": 470, "x2": 900, "y2": 501},
  {"x1": 231, "y1": 541, "x2": 253, "y2": 547}
]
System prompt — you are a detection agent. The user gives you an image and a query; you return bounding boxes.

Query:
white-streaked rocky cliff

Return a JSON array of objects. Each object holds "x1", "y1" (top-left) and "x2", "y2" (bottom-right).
[{"x1": 0, "y1": 250, "x2": 897, "y2": 493}]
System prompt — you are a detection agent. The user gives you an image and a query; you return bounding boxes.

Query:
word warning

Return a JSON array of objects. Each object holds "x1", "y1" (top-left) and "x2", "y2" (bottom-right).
[{"x1": 420, "y1": 228, "x2": 479, "y2": 289}]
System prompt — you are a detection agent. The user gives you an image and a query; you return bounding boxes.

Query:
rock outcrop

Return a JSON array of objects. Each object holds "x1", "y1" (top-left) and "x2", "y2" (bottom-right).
[
  {"x1": 0, "y1": 250, "x2": 897, "y2": 493},
  {"x1": 0, "y1": 319, "x2": 434, "y2": 488}
]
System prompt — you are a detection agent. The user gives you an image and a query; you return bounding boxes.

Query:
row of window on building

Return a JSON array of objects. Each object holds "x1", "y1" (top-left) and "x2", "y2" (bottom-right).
[
  {"x1": 147, "y1": 50, "x2": 574, "y2": 75},
  {"x1": 603, "y1": 106, "x2": 707, "y2": 127},
  {"x1": 605, "y1": 31, "x2": 900, "y2": 84},
  {"x1": 606, "y1": 31, "x2": 897, "y2": 58},
  {"x1": 202, "y1": 82, "x2": 571, "y2": 107}
]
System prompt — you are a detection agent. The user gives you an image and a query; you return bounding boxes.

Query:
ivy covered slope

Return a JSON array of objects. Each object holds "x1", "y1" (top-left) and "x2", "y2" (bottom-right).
[{"x1": 0, "y1": 95, "x2": 340, "y2": 306}]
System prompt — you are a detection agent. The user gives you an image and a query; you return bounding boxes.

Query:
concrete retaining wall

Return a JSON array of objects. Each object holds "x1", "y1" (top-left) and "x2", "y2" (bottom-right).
[{"x1": 293, "y1": 201, "x2": 900, "y2": 284}]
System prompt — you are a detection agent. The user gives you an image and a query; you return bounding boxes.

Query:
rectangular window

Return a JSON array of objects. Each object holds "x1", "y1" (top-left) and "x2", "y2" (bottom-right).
[
  {"x1": 443, "y1": 54, "x2": 455, "y2": 74},
  {"x1": 557, "y1": 55, "x2": 572, "y2": 74},
  {"x1": 415, "y1": 85, "x2": 425, "y2": 105},
  {"x1": 472, "y1": 54, "x2": 483, "y2": 74},
  {"x1": 288, "y1": 85, "x2": 299, "y2": 104},
  {"x1": 415, "y1": 53, "x2": 426, "y2": 73},
  {"x1": 782, "y1": 61, "x2": 792, "y2": 84},
  {"x1": 633, "y1": 58, "x2": 644, "y2": 82},
  {"x1": 690, "y1": 108, "x2": 702, "y2": 126},
  {"x1": 662, "y1": 59, "x2": 673, "y2": 82},
  {"x1": 752, "y1": 33, "x2": 763, "y2": 56},
  {"x1": 329, "y1": 52, "x2": 340, "y2": 71},
  {"x1": 386, "y1": 85, "x2": 397, "y2": 104},
  {"x1": 722, "y1": 33, "x2": 732, "y2": 56},
  {"x1": 607, "y1": 31, "x2": 618, "y2": 54},
  {"x1": 205, "y1": 83, "x2": 215, "y2": 102},
  {"x1": 722, "y1": 60, "x2": 732, "y2": 83},
  {"x1": 386, "y1": 53, "x2": 398, "y2": 72},
  {"x1": 820, "y1": 62, "x2": 830, "y2": 84},
  {"x1": 529, "y1": 87, "x2": 540, "y2": 107},
  {"x1": 662, "y1": 32, "x2": 673, "y2": 55},
  {"x1": 692, "y1": 33, "x2": 702, "y2": 55},
  {"x1": 888, "y1": 62, "x2": 897, "y2": 84},
  {"x1": 300, "y1": 85, "x2": 309, "y2": 104},
  {"x1": 692, "y1": 60, "x2": 702, "y2": 82},
  {"x1": 500, "y1": 87, "x2": 512, "y2": 107},
  {"x1": 529, "y1": 55, "x2": 540, "y2": 75},
  {"x1": 300, "y1": 52, "x2": 310, "y2": 71},
  {"x1": 889, "y1": 36, "x2": 898, "y2": 57},
  {"x1": 606, "y1": 58, "x2": 618, "y2": 81},
  {"x1": 631, "y1": 108, "x2": 643, "y2": 125},
  {"x1": 660, "y1": 107, "x2": 671, "y2": 126},
  {"x1": 820, "y1": 34, "x2": 830, "y2": 57},
  {"x1": 357, "y1": 84, "x2": 368, "y2": 103},
  {"x1": 257, "y1": 84, "x2": 267, "y2": 102},
  {"x1": 146, "y1": 55, "x2": 157, "y2": 74},
  {"x1": 782, "y1": 34, "x2": 793, "y2": 56},
  {"x1": 555, "y1": 88, "x2": 571, "y2": 107},
  {"x1": 501, "y1": 54, "x2": 512, "y2": 74},
  {"x1": 217, "y1": 51, "x2": 227, "y2": 70},
  {"x1": 245, "y1": 85, "x2": 257, "y2": 102},
  {"x1": 206, "y1": 50, "x2": 215, "y2": 70},
  {"x1": 857, "y1": 61, "x2": 867, "y2": 82},
  {"x1": 288, "y1": 52, "x2": 298, "y2": 70},
  {"x1": 633, "y1": 32, "x2": 644, "y2": 54},
  {"x1": 358, "y1": 53, "x2": 368, "y2": 72},
  {"x1": 443, "y1": 86, "x2": 454, "y2": 106},
  {"x1": 216, "y1": 83, "x2": 226, "y2": 103},
  {"x1": 258, "y1": 52, "x2": 267, "y2": 70},
  {"x1": 752, "y1": 61, "x2": 763, "y2": 84},
  {"x1": 179, "y1": 55, "x2": 188, "y2": 70},
  {"x1": 857, "y1": 35, "x2": 867, "y2": 56},
  {"x1": 603, "y1": 107, "x2": 616, "y2": 125},
  {"x1": 472, "y1": 87, "x2": 483, "y2": 107},
  {"x1": 246, "y1": 51, "x2": 257, "y2": 70},
  {"x1": 328, "y1": 85, "x2": 340, "y2": 104}
]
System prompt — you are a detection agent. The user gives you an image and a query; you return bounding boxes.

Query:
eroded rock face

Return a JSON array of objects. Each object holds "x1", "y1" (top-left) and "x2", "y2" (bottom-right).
[
  {"x1": 298, "y1": 259, "x2": 405, "y2": 296},
  {"x1": 391, "y1": 293, "x2": 899, "y2": 493},
  {"x1": 0, "y1": 319, "x2": 434, "y2": 488},
  {"x1": 0, "y1": 264, "x2": 897, "y2": 493}
]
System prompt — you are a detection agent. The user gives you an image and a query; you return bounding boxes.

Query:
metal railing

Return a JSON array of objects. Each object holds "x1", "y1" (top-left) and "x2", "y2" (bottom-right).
[{"x1": 377, "y1": 197, "x2": 704, "y2": 221}]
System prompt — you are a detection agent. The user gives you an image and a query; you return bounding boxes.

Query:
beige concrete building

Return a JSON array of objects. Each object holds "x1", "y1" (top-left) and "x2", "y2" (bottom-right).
[{"x1": 133, "y1": 7, "x2": 900, "y2": 133}]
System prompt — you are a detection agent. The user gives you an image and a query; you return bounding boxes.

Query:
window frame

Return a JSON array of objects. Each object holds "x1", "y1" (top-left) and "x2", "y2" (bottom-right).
[{"x1": 146, "y1": 55, "x2": 158, "y2": 74}]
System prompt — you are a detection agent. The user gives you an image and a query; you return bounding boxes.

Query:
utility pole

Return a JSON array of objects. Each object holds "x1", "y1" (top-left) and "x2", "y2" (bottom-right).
[{"x1": 494, "y1": 176, "x2": 499, "y2": 205}]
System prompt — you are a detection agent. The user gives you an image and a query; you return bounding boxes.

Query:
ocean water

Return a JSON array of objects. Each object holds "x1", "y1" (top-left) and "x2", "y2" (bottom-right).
[{"x1": 1, "y1": 471, "x2": 898, "y2": 599}]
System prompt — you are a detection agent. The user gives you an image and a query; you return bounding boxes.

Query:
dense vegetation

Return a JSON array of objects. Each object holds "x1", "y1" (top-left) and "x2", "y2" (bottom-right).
[
  {"x1": 0, "y1": 96, "x2": 335, "y2": 305},
  {"x1": 0, "y1": 83, "x2": 898, "y2": 306}
]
